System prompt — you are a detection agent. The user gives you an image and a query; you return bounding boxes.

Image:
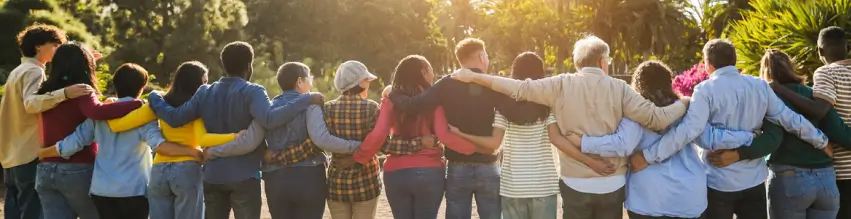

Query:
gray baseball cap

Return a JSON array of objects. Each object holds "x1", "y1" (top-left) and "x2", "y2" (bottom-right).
[{"x1": 334, "y1": 60, "x2": 377, "y2": 92}]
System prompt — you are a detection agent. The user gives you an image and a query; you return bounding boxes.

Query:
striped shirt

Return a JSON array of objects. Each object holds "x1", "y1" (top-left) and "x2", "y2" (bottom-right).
[
  {"x1": 495, "y1": 112, "x2": 560, "y2": 198},
  {"x1": 812, "y1": 61, "x2": 851, "y2": 180}
]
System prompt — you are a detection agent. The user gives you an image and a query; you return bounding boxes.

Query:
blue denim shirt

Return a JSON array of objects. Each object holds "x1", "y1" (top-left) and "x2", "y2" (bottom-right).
[
  {"x1": 57, "y1": 97, "x2": 166, "y2": 197},
  {"x1": 261, "y1": 91, "x2": 361, "y2": 172},
  {"x1": 582, "y1": 118, "x2": 753, "y2": 217},
  {"x1": 148, "y1": 77, "x2": 313, "y2": 184},
  {"x1": 646, "y1": 66, "x2": 828, "y2": 192}
]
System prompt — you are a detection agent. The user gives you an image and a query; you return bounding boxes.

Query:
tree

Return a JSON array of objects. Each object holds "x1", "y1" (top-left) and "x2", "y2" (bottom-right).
[
  {"x1": 728, "y1": 0, "x2": 851, "y2": 76},
  {"x1": 98, "y1": 0, "x2": 247, "y2": 84},
  {"x1": 571, "y1": 0, "x2": 701, "y2": 73},
  {"x1": 0, "y1": 0, "x2": 99, "y2": 77}
]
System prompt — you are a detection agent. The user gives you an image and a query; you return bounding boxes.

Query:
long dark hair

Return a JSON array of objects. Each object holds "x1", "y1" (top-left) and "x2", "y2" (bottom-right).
[
  {"x1": 389, "y1": 55, "x2": 434, "y2": 134},
  {"x1": 496, "y1": 52, "x2": 549, "y2": 125},
  {"x1": 760, "y1": 49, "x2": 806, "y2": 84},
  {"x1": 38, "y1": 42, "x2": 98, "y2": 95},
  {"x1": 164, "y1": 61, "x2": 208, "y2": 107},
  {"x1": 631, "y1": 60, "x2": 679, "y2": 107}
]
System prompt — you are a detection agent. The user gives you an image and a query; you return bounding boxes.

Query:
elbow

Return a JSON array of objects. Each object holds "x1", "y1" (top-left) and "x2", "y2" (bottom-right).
[{"x1": 23, "y1": 103, "x2": 42, "y2": 114}]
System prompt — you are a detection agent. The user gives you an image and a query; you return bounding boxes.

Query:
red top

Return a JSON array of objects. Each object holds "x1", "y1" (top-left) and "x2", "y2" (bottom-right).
[
  {"x1": 40, "y1": 93, "x2": 142, "y2": 163},
  {"x1": 353, "y1": 98, "x2": 476, "y2": 172}
]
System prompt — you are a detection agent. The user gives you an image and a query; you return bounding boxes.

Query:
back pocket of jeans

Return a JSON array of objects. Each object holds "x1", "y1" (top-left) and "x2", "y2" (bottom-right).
[{"x1": 776, "y1": 173, "x2": 811, "y2": 198}]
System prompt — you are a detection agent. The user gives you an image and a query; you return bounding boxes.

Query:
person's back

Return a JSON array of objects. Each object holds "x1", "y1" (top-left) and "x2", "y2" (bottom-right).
[
  {"x1": 769, "y1": 83, "x2": 836, "y2": 168},
  {"x1": 196, "y1": 79, "x2": 266, "y2": 182},
  {"x1": 497, "y1": 114, "x2": 559, "y2": 198},
  {"x1": 815, "y1": 62, "x2": 851, "y2": 179},
  {"x1": 695, "y1": 68, "x2": 795, "y2": 190},
  {"x1": 434, "y1": 77, "x2": 502, "y2": 162},
  {"x1": 647, "y1": 40, "x2": 827, "y2": 219}
]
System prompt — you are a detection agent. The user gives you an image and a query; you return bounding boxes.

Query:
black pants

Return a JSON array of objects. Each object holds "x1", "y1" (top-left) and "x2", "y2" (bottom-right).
[
  {"x1": 628, "y1": 211, "x2": 703, "y2": 219},
  {"x1": 91, "y1": 195, "x2": 149, "y2": 219},
  {"x1": 264, "y1": 165, "x2": 327, "y2": 219},
  {"x1": 204, "y1": 178, "x2": 263, "y2": 219},
  {"x1": 839, "y1": 180, "x2": 851, "y2": 219},
  {"x1": 559, "y1": 180, "x2": 624, "y2": 219},
  {"x1": 705, "y1": 183, "x2": 767, "y2": 219}
]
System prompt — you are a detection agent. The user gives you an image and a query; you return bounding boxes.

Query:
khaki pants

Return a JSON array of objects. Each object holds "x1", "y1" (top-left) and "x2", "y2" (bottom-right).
[{"x1": 327, "y1": 198, "x2": 379, "y2": 219}]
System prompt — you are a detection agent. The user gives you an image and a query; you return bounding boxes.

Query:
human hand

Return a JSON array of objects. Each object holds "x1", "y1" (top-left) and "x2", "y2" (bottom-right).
[
  {"x1": 679, "y1": 97, "x2": 691, "y2": 107},
  {"x1": 103, "y1": 97, "x2": 118, "y2": 103},
  {"x1": 585, "y1": 157, "x2": 616, "y2": 175},
  {"x1": 382, "y1": 85, "x2": 393, "y2": 99},
  {"x1": 448, "y1": 125, "x2": 461, "y2": 134},
  {"x1": 421, "y1": 135, "x2": 438, "y2": 149},
  {"x1": 38, "y1": 145, "x2": 60, "y2": 159},
  {"x1": 263, "y1": 150, "x2": 276, "y2": 163},
  {"x1": 235, "y1": 130, "x2": 247, "y2": 139},
  {"x1": 64, "y1": 84, "x2": 94, "y2": 98},
  {"x1": 824, "y1": 145, "x2": 834, "y2": 158},
  {"x1": 188, "y1": 148, "x2": 205, "y2": 164},
  {"x1": 202, "y1": 148, "x2": 216, "y2": 161},
  {"x1": 333, "y1": 156, "x2": 357, "y2": 170},
  {"x1": 629, "y1": 151, "x2": 650, "y2": 173},
  {"x1": 707, "y1": 149, "x2": 740, "y2": 168},
  {"x1": 309, "y1": 92, "x2": 325, "y2": 105},
  {"x1": 450, "y1": 68, "x2": 477, "y2": 83}
]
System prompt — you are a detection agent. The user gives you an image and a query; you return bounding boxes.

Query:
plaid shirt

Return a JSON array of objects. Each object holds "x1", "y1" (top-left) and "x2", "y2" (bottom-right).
[
  {"x1": 264, "y1": 100, "x2": 423, "y2": 167},
  {"x1": 264, "y1": 95, "x2": 423, "y2": 201},
  {"x1": 323, "y1": 95, "x2": 382, "y2": 202}
]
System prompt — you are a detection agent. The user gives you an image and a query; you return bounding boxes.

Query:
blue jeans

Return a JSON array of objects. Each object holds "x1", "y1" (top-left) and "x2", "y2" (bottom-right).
[
  {"x1": 769, "y1": 164, "x2": 840, "y2": 219},
  {"x1": 501, "y1": 195, "x2": 557, "y2": 219},
  {"x1": 35, "y1": 162, "x2": 97, "y2": 219},
  {"x1": 263, "y1": 165, "x2": 327, "y2": 219},
  {"x1": 445, "y1": 164, "x2": 501, "y2": 219},
  {"x1": 148, "y1": 161, "x2": 204, "y2": 219},
  {"x1": 384, "y1": 167, "x2": 445, "y2": 219},
  {"x1": 4, "y1": 159, "x2": 42, "y2": 219}
]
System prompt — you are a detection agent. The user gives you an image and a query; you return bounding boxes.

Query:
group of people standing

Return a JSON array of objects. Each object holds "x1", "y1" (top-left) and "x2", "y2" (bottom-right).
[{"x1": 0, "y1": 23, "x2": 850, "y2": 219}]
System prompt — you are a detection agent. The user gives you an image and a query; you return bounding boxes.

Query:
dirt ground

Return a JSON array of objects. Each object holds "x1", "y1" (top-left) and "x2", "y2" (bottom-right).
[{"x1": 0, "y1": 183, "x2": 630, "y2": 219}]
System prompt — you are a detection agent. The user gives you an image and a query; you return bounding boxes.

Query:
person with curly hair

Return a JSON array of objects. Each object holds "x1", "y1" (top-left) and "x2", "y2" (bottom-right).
[
  {"x1": 631, "y1": 40, "x2": 825, "y2": 219},
  {"x1": 0, "y1": 24, "x2": 92, "y2": 219},
  {"x1": 562, "y1": 60, "x2": 760, "y2": 219},
  {"x1": 450, "y1": 36, "x2": 690, "y2": 219}
]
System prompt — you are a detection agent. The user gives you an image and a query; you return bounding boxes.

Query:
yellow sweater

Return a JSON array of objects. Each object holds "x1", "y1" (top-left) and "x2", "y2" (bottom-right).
[{"x1": 108, "y1": 104, "x2": 234, "y2": 164}]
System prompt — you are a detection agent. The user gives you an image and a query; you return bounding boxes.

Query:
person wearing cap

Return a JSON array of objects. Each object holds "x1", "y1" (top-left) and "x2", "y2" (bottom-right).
[{"x1": 323, "y1": 61, "x2": 383, "y2": 219}]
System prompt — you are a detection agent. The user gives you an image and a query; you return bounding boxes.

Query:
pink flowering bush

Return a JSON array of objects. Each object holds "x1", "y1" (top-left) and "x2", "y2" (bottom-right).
[{"x1": 672, "y1": 63, "x2": 710, "y2": 97}]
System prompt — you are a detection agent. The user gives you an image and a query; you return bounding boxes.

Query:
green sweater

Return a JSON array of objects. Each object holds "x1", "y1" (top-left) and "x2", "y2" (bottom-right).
[{"x1": 740, "y1": 83, "x2": 851, "y2": 168}]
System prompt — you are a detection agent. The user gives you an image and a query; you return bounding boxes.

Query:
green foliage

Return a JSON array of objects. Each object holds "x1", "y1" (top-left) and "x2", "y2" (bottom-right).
[
  {"x1": 729, "y1": 0, "x2": 851, "y2": 76},
  {"x1": 0, "y1": 0, "x2": 99, "y2": 72},
  {"x1": 0, "y1": 85, "x2": 5, "y2": 102},
  {"x1": 1, "y1": 0, "x2": 739, "y2": 91}
]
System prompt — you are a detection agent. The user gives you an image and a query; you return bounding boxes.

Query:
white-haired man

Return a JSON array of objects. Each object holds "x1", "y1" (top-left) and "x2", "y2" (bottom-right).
[{"x1": 451, "y1": 35, "x2": 688, "y2": 219}]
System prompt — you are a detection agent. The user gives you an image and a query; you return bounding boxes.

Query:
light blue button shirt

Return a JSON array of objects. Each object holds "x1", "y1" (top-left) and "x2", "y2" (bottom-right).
[
  {"x1": 582, "y1": 118, "x2": 753, "y2": 217},
  {"x1": 57, "y1": 97, "x2": 166, "y2": 198},
  {"x1": 645, "y1": 66, "x2": 828, "y2": 192}
]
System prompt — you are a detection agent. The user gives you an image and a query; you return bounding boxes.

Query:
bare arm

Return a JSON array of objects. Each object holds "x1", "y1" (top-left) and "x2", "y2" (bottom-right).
[
  {"x1": 772, "y1": 83, "x2": 831, "y2": 120},
  {"x1": 450, "y1": 125, "x2": 503, "y2": 155}
]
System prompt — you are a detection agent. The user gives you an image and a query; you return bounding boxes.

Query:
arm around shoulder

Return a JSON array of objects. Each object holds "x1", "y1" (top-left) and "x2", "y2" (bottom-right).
[{"x1": 622, "y1": 83, "x2": 686, "y2": 131}]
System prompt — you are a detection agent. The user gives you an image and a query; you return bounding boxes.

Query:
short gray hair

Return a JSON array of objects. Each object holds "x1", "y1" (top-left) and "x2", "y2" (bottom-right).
[{"x1": 572, "y1": 35, "x2": 610, "y2": 70}]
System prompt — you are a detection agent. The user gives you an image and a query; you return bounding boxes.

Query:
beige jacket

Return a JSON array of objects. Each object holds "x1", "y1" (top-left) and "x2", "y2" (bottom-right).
[
  {"x1": 0, "y1": 58, "x2": 66, "y2": 168},
  {"x1": 491, "y1": 67, "x2": 687, "y2": 178}
]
